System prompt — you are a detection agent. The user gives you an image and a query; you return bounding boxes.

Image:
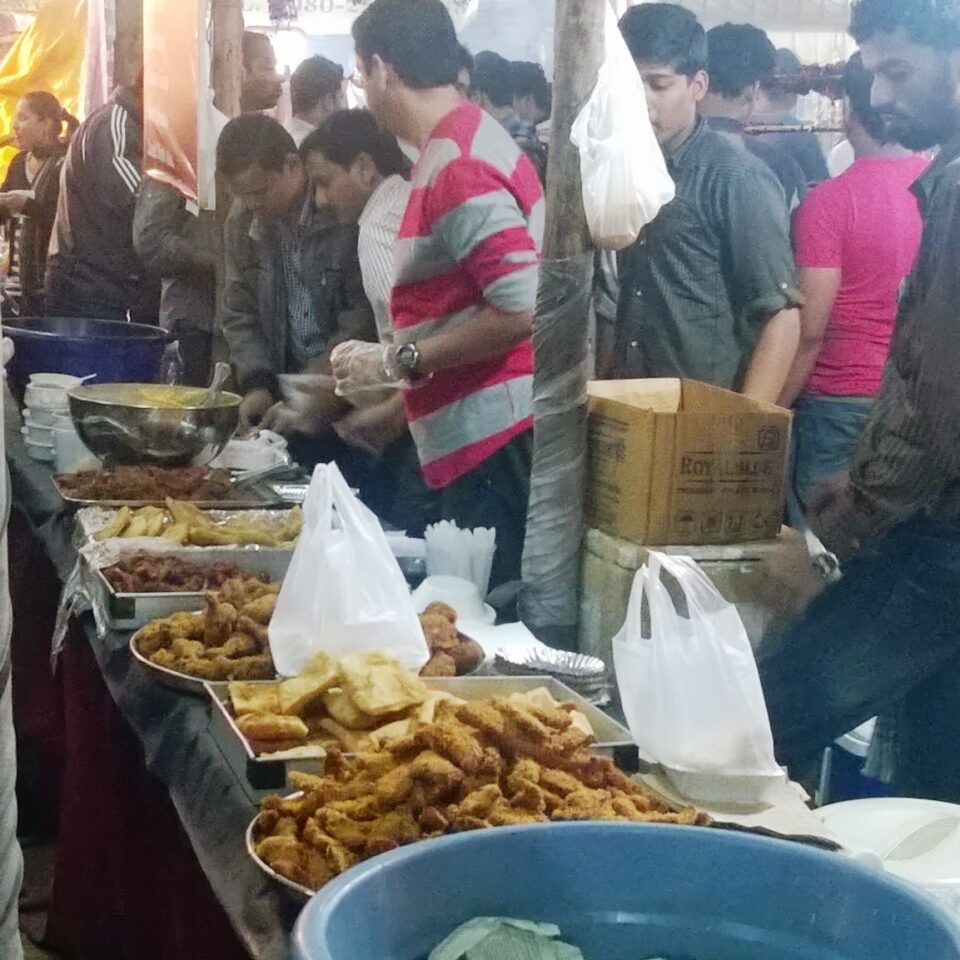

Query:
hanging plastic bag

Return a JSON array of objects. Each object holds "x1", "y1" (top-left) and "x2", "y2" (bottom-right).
[
  {"x1": 269, "y1": 462, "x2": 429, "y2": 676},
  {"x1": 613, "y1": 552, "x2": 784, "y2": 805},
  {"x1": 569, "y1": 2, "x2": 675, "y2": 250}
]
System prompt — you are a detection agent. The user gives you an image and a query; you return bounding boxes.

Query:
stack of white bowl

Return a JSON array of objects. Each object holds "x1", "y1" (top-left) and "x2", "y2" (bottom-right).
[{"x1": 21, "y1": 374, "x2": 96, "y2": 471}]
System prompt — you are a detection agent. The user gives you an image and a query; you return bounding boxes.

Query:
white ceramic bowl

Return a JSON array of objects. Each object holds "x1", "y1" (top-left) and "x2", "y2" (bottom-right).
[
  {"x1": 21, "y1": 421, "x2": 55, "y2": 442},
  {"x1": 24, "y1": 384, "x2": 70, "y2": 413},
  {"x1": 24, "y1": 434, "x2": 55, "y2": 461},
  {"x1": 29, "y1": 373, "x2": 86, "y2": 390}
]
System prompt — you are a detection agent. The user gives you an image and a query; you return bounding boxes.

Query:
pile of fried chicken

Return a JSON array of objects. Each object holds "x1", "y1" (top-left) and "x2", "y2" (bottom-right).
[
  {"x1": 135, "y1": 577, "x2": 279, "y2": 681},
  {"x1": 254, "y1": 692, "x2": 709, "y2": 892},
  {"x1": 104, "y1": 555, "x2": 266, "y2": 594}
]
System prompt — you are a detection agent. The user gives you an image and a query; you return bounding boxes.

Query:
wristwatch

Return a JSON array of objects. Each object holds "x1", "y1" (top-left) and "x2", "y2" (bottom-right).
[{"x1": 395, "y1": 342, "x2": 423, "y2": 381}]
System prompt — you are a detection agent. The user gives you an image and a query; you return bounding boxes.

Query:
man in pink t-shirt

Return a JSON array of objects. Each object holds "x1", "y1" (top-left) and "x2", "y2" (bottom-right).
[{"x1": 781, "y1": 54, "x2": 927, "y2": 510}]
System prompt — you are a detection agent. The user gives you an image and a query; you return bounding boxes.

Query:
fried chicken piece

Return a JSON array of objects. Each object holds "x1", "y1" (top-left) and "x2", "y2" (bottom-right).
[
  {"x1": 537, "y1": 767, "x2": 584, "y2": 798},
  {"x1": 220, "y1": 654, "x2": 275, "y2": 681},
  {"x1": 209, "y1": 632, "x2": 260, "y2": 659},
  {"x1": 353, "y1": 750, "x2": 401, "y2": 780},
  {"x1": 419, "y1": 652, "x2": 458, "y2": 677},
  {"x1": 506, "y1": 758, "x2": 542, "y2": 792},
  {"x1": 302, "y1": 819, "x2": 358, "y2": 875},
  {"x1": 240, "y1": 593, "x2": 277, "y2": 626},
  {"x1": 149, "y1": 648, "x2": 178, "y2": 668},
  {"x1": 418, "y1": 806, "x2": 449, "y2": 834},
  {"x1": 324, "y1": 794, "x2": 384, "y2": 821},
  {"x1": 202, "y1": 598, "x2": 238, "y2": 645},
  {"x1": 416, "y1": 716, "x2": 485, "y2": 774},
  {"x1": 317, "y1": 808, "x2": 371, "y2": 850},
  {"x1": 408, "y1": 751, "x2": 465, "y2": 805},
  {"x1": 451, "y1": 783, "x2": 503, "y2": 821},
  {"x1": 422, "y1": 602, "x2": 457, "y2": 625},
  {"x1": 255, "y1": 835, "x2": 333, "y2": 890},
  {"x1": 419, "y1": 613, "x2": 459, "y2": 653},
  {"x1": 450, "y1": 637, "x2": 484, "y2": 674},
  {"x1": 175, "y1": 656, "x2": 226, "y2": 680},
  {"x1": 236, "y1": 616, "x2": 269, "y2": 647},
  {"x1": 507, "y1": 779, "x2": 547, "y2": 816},
  {"x1": 364, "y1": 808, "x2": 421, "y2": 856},
  {"x1": 486, "y1": 797, "x2": 548, "y2": 827},
  {"x1": 374, "y1": 764, "x2": 414, "y2": 806}
]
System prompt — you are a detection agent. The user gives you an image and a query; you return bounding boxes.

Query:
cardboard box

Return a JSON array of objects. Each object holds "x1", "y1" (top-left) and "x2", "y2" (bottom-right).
[{"x1": 586, "y1": 379, "x2": 791, "y2": 546}]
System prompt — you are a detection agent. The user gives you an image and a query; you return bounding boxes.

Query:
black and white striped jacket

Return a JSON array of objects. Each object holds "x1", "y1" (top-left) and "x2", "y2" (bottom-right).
[{"x1": 45, "y1": 86, "x2": 154, "y2": 321}]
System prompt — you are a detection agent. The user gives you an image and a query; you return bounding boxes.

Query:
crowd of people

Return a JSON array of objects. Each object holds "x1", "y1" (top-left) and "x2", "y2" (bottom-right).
[{"x1": 4, "y1": 0, "x2": 960, "y2": 952}]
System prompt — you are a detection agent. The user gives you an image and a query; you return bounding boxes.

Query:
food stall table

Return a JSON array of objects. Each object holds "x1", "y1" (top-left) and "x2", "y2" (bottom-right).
[{"x1": 6, "y1": 406, "x2": 293, "y2": 960}]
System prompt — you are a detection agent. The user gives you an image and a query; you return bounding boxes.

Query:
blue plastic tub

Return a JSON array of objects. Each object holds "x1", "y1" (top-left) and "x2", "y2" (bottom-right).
[
  {"x1": 4, "y1": 316, "x2": 167, "y2": 388},
  {"x1": 293, "y1": 822, "x2": 960, "y2": 960}
]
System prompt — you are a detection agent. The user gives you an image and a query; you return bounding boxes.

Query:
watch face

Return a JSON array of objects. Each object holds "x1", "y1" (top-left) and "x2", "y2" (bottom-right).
[{"x1": 398, "y1": 343, "x2": 419, "y2": 374}]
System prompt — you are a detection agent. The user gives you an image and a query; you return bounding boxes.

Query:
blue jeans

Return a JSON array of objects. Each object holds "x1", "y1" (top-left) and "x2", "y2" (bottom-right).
[
  {"x1": 789, "y1": 395, "x2": 873, "y2": 524},
  {"x1": 759, "y1": 516, "x2": 960, "y2": 800}
]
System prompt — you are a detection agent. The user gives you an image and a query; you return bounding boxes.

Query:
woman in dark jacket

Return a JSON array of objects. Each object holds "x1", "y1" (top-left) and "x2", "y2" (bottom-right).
[{"x1": 0, "y1": 92, "x2": 78, "y2": 316}]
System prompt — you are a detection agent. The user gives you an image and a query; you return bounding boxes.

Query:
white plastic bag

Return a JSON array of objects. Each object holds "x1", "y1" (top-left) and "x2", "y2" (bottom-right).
[
  {"x1": 269, "y1": 462, "x2": 429, "y2": 676},
  {"x1": 613, "y1": 552, "x2": 784, "y2": 804},
  {"x1": 569, "y1": 2, "x2": 675, "y2": 250}
]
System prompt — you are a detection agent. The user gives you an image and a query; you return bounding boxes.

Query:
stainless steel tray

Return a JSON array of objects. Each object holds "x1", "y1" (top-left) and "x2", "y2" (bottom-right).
[
  {"x1": 91, "y1": 549, "x2": 292, "y2": 631},
  {"x1": 53, "y1": 474, "x2": 285, "y2": 510},
  {"x1": 209, "y1": 675, "x2": 638, "y2": 794},
  {"x1": 129, "y1": 628, "x2": 279, "y2": 696},
  {"x1": 246, "y1": 795, "x2": 314, "y2": 902}
]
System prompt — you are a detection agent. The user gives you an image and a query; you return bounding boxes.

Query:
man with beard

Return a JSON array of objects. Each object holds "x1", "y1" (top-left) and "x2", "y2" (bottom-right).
[{"x1": 759, "y1": 0, "x2": 960, "y2": 801}]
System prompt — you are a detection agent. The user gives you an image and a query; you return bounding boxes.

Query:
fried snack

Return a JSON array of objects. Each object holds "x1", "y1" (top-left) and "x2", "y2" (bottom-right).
[
  {"x1": 422, "y1": 602, "x2": 457, "y2": 625},
  {"x1": 417, "y1": 609, "x2": 485, "y2": 677},
  {"x1": 254, "y1": 693, "x2": 707, "y2": 896},
  {"x1": 340, "y1": 651, "x2": 428, "y2": 717},
  {"x1": 318, "y1": 719, "x2": 372, "y2": 753},
  {"x1": 420, "y1": 652, "x2": 457, "y2": 677},
  {"x1": 419, "y1": 613, "x2": 459, "y2": 653},
  {"x1": 137, "y1": 579, "x2": 280, "y2": 681},
  {"x1": 278, "y1": 670, "x2": 339, "y2": 718},
  {"x1": 229, "y1": 682, "x2": 282, "y2": 717},
  {"x1": 323, "y1": 689, "x2": 379, "y2": 731},
  {"x1": 237, "y1": 713, "x2": 309, "y2": 744},
  {"x1": 95, "y1": 506, "x2": 132, "y2": 541},
  {"x1": 240, "y1": 594, "x2": 278, "y2": 625}
]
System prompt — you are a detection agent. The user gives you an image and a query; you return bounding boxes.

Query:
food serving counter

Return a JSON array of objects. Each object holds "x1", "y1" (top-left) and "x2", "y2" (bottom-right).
[
  {"x1": 4, "y1": 399, "x2": 837, "y2": 960},
  {"x1": 6, "y1": 403, "x2": 293, "y2": 960}
]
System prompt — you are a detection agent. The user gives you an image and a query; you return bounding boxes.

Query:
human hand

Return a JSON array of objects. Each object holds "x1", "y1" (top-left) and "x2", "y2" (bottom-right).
[
  {"x1": 333, "y1": 396, "x2": 407, "y2": 457},
  {"x1": 0, "y1": 191, "x2": 29, "y2": 216},
  {"x1": 330, "y1": 341, "x2": 399, "y2": 397},
  {"x1": 239, "y1": 388, "x2": 274, "y2": 431}
]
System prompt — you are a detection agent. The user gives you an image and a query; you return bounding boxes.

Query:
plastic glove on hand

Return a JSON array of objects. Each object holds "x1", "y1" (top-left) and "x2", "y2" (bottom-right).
[{"x1": 330, "y1": 341, "x2": 399, "y2": 397}]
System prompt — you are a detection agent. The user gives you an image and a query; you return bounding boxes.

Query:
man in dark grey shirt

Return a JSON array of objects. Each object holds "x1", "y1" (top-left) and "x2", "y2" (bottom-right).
[{"x1": 616, "y1": 4, "x2": 801, "y2": 402}]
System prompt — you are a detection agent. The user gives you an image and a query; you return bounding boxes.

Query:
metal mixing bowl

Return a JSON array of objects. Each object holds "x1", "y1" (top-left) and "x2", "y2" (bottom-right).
[{"x1": 67, "y1": 384, "x2": 242, "y2": 467}]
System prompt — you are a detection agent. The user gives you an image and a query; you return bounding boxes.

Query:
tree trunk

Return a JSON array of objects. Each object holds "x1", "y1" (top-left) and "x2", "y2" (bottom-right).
[{"x1": 520, "y1": 0, "x2": 605, "y2": 647}]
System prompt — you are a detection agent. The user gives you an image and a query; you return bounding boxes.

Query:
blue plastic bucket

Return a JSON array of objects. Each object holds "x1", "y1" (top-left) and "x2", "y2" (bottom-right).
[
  {"x1": 4, "y1": 316, "x2": 167, "y2": 388},
  {"x1": 293, "y1": 822, "x2": 960, "y2": 960}
]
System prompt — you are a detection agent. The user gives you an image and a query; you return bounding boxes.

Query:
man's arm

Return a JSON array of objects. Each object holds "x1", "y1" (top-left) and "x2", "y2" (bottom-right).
[
  {"x1": 742, "y1": 306, "x2": 801, "y2": 404},
  {"x1": 417, "y1": 306, "x2": 532, "y2": 375},
  {"x1": 133, "y1": 179, "x2": 216, "y2": 282},
  {"x1": 716, "y1": 161, "x2": 804, "y2": 399},
  {"x1": 778, "y1": 268, "x2": 842, "y2": 407},
  {"x1": 218, "y1": 201, "x2": 275, "y2": 396}
]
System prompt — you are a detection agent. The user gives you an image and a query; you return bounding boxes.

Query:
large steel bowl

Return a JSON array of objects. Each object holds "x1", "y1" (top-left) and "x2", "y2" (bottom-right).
[{"x1": 67, "y1": 384, "x2": 242, "y2": 467}]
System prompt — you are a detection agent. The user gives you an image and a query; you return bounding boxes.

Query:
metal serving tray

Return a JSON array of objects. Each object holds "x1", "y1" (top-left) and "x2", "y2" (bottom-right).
[
  {"x1": 91, "y1": 549, "x2": 292, "y2": 632},
  {"x1": 208, "y1": 675, "x2": 639, "y2": 794},
  {"x1": 53, "y1": 474, "x2": 285, "y2": 510}
]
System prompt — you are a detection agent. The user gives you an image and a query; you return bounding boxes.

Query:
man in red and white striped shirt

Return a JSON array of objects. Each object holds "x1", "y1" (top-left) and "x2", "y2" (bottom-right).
[{"x1": 332, "y1": 0, "x2": 543, "y2": 589}]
